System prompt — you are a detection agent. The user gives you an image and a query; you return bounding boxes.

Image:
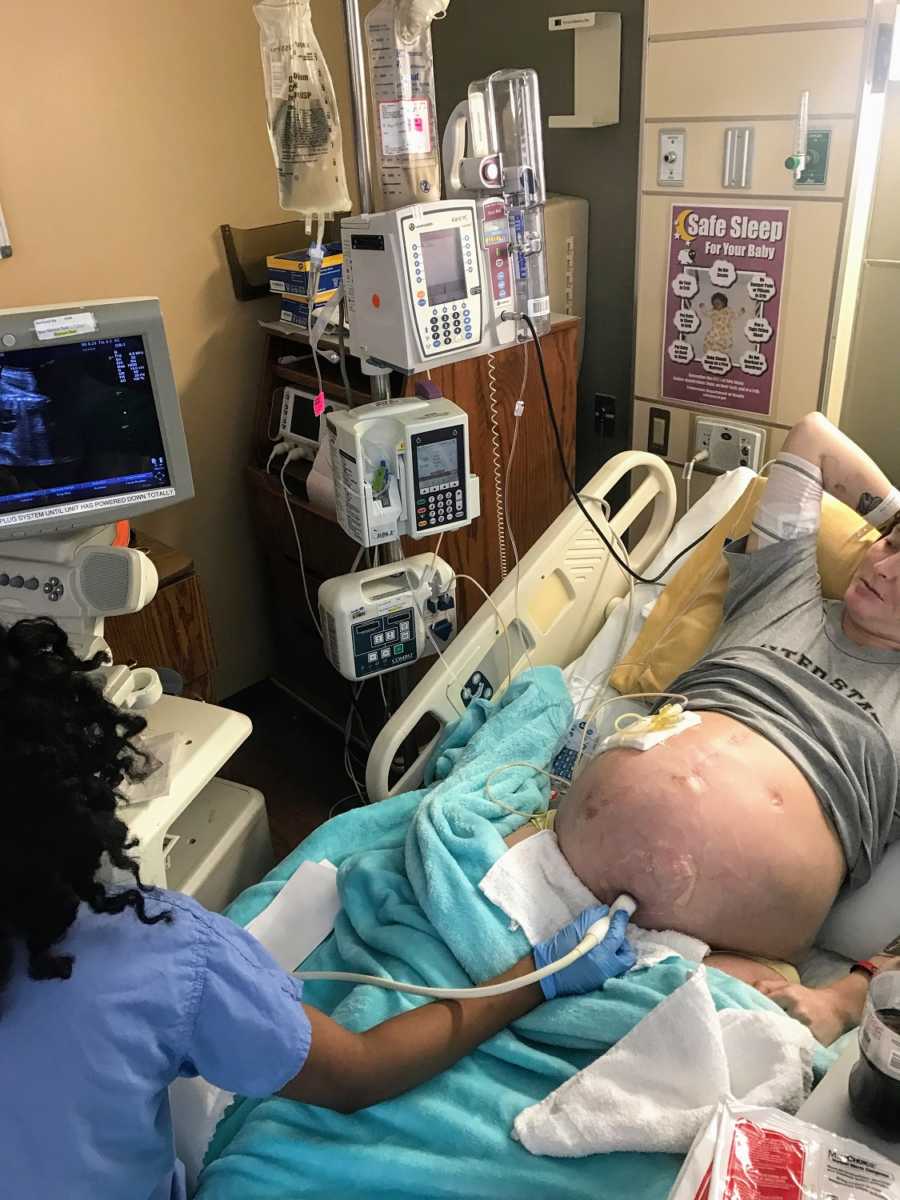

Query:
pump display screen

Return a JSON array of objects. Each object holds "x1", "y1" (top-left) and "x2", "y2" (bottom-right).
[
  {"x1": 421, "y1": 228, "x2": 467, "y2": 306},
  {"x1": 0, "y1": 335, "x2": 173, "y2": 527},
  {"x1": 415, "y1": 437, "x2": 459, "y2": 490}
]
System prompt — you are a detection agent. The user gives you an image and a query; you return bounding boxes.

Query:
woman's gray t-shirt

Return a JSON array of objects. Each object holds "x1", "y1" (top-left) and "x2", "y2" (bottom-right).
[{"x1": 668, "y1": 533, "x2": 900, "y2": 887}]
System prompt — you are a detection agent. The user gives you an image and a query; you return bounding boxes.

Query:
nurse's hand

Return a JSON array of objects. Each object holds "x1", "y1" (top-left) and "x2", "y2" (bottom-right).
[
  {"x1": 534, "y1": 905, "x2": 636, "y2": 1000},
  {"x1": 281, "y1": 909, "x2": 635, "y2": 1114}
]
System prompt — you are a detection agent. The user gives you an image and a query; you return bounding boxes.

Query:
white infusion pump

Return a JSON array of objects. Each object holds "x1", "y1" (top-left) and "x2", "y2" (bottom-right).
[
  {"x1": 319, "y1": 554, "x2": 457, "y2": 681},
  {"x1": 342, "y1": 200, "x2": 517, "y2": 374},
  {"x1": 326, "y1": 389, "x2": 480, "y2": 548}
]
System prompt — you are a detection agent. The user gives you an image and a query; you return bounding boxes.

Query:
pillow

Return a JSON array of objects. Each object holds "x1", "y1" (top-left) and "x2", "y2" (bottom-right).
[
  {"x1": 610, "y1": 478, "x2": 879, "y2": 695},
  {"x1": 817, "y1": 839, "x2": 900, "y2": 960}
]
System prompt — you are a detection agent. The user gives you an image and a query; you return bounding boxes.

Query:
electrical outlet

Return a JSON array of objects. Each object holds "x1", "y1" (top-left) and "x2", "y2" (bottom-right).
[
  {"x1": 594, "y1": 394, "x2": 617, "y2": 438},
  {"x1": 694, "y1": 417, "x2": 765, "y2": 473}
]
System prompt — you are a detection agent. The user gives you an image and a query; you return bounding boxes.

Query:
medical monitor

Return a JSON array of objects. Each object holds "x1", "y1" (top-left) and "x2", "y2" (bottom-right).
[{"x1": 0, "y1": 298, "x2": 193, "y2": 539}]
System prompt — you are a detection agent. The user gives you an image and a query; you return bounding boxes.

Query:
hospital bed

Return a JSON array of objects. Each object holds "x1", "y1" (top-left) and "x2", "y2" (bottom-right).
[
  {"x1": 192, "y1": 452, "x2": 897, "y2": 1198},
  {"x1": 368, "y1": 450, "x2": 678, "y2": 801}
]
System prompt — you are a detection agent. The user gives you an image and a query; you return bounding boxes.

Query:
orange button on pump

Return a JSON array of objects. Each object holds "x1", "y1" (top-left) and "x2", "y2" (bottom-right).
[
  {"x1": 416, "y1": 289, "x2": 425, "y2": 299},
  {"x1": 371, "y1": 293, "x2": 381, "y2": 308}
]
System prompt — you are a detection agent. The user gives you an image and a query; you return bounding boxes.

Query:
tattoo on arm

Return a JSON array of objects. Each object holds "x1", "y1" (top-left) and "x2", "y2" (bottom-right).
[{"x1": 857, "y1": 492, "x2": 884, "y2": 517}]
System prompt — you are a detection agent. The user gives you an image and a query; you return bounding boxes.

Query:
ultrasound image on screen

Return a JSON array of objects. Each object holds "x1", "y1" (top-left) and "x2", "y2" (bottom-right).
[{"x1": 0, "y1": 335, "x2": 171, "y2": 521}]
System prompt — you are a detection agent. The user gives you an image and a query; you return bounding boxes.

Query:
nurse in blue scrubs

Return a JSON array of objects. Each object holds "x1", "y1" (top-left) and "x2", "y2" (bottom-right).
[{"x1": 0, "y1": 617, "x2": 634, "y2": 1200}]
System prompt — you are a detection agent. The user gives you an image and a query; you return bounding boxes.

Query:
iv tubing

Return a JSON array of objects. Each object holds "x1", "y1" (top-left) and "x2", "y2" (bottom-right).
[{"x1": 295, "y1": 894, "x2": 637, "y2": 998}]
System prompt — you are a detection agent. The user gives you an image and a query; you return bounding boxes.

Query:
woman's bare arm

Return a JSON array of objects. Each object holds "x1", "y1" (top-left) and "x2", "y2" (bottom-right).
[
  {"x1": 783, "y1": 412, "x2": 895, "y2": 524},
  {"x1": 754, "y1": 954, "x2": 900, "y2": 1045}
]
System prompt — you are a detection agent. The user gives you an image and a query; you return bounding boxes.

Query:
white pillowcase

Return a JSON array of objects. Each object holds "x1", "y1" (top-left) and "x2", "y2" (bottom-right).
[{"x1": 817, "y1": 839, "x2": 900, "y2": 961}]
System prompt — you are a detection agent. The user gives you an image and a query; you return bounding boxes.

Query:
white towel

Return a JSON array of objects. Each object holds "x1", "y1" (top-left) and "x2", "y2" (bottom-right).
[
  {"x1": 245, "y1": 859, "x2": 340, "y2": 973},
  {"x1": 478, "y1": 829, "x2": 708, "y2": 970},
  {"x1": 513, "y1": 966, "x2": 817, "y2": 1157}
]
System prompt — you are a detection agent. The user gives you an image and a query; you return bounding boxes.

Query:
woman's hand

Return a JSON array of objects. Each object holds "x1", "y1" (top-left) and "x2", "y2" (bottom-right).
[{"x1": 755, "y1": 978, "x2": 858, "y2": 1046}]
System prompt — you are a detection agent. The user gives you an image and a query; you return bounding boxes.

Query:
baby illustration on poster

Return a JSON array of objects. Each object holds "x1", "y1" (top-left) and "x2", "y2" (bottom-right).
[{"x1": 663, "y1": 204, "x2": 789, "y2": 414}]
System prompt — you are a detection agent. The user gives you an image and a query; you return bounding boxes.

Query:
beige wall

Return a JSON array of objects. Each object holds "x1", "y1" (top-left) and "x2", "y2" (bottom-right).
[
  {"x1": 0, "y1": 0, "x2": 369, "y2": 698},
  {"x1": 633, "y1": 0, "x2": 871, "y2": 491},
  {"x1": 838, "y1": 82, "x2": 900, "y2": 479}
]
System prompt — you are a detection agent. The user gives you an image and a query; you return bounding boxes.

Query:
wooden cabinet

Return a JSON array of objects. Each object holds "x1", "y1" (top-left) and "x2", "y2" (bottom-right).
[
  {"x1": 105, "y1": 532, "x2": 217, "y2": 701},
  {"x1": 246, "y1": 318, "x2": 579, "y2": 724}
]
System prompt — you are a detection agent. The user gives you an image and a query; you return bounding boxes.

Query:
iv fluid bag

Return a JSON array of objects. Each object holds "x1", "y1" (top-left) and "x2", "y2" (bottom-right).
[
  {"x1": 365, "y1": 0, "x2": 449, "y2": 210},
  {"x1": 254, "y1": 0, "x2": 352, "y2": 217}
]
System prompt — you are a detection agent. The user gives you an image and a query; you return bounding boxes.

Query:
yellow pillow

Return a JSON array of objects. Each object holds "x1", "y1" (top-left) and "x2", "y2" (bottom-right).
[{"x1": 610, "y1": 480, "x2": 878, "y2": 696}]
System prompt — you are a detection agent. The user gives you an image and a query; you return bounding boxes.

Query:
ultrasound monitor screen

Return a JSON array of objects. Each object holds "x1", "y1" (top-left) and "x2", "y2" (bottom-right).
[{"x1": 0, "y1": 335, "x2": 173, "y2": 530}]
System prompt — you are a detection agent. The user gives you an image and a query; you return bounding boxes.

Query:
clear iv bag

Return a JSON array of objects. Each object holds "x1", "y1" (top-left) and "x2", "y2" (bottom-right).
[
  {"x1": 254, "y1": 0, "x2": 352, "y2": 217},
  {"x1": 364, "y1": 0, "x2": 449, "y2": 210}
]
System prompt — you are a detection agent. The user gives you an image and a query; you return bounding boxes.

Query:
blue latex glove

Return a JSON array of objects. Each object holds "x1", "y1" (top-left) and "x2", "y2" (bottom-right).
[{"x1": 533, "y1": 905, "x2": 636, "y2": 1000}]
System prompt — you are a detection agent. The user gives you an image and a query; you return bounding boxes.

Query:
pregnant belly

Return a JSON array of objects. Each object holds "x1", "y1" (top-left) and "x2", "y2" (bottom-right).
[{"x1": 555, "y1": 712, "x2": 846, "y2": 961}]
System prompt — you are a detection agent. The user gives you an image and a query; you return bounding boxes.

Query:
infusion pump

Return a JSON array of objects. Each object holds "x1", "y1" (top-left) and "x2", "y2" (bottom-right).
[
  {"x1": 319, "y1": 554, "x2": 457, "y2": 682},
  {"x1": 326, "y1": 388, "x2": 480, "y2": 548},
  {"x1": 342, "y1": 200, "x2": 518, "y2": 374}
]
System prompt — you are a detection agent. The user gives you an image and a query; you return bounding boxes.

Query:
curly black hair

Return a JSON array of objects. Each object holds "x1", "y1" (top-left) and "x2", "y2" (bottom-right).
[{"x1": 0, "y1": 618, "x2": 171, "y2": 1000}]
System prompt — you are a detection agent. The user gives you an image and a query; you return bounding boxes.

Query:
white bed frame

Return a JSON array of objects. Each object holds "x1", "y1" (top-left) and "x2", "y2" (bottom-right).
[{"x1": 367, "y1": 452, "x2": 678, "y2": 801}]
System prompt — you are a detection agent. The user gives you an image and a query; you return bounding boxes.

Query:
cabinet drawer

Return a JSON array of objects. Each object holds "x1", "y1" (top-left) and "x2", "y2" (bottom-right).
[
  {"x1": 165, "y1": 778, "x2": 273, "y2": 913},
  {"x1": 106, "y1": 573, "x2": 217, "y2": 698},
  {"x1": 246, "y1": 467, "x2": 361, "y2": 579}
]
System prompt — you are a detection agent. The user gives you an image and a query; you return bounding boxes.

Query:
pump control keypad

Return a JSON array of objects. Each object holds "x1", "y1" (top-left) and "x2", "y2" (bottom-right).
[
  {"x1": 403, "y1": 210, "x2": 482, "y2": 359},
  {"x1": 352, "y1": 607, "x2": 417, "y2": 678},
  {"x1": 416, "y1": 487, "x2": 465, "y2": 530},
  {"x1": 429, "y1": 302, "x2": 473, "y2": 351}
]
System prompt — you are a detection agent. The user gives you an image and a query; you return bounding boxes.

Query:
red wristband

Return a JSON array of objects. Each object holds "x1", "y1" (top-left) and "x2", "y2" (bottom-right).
[{"x1": 850, "y1": 959, "x2": 879, "y2": 981}]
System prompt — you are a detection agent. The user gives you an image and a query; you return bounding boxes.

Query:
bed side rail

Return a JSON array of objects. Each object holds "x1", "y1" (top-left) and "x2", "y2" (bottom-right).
[{"x1": 366, "y1": 451, "x2": 676, "y2": 800}]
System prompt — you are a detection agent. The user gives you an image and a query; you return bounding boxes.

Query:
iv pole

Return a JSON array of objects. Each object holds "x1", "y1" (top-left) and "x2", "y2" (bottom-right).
[
  {"x1": 342, "y1": 0, "x2": 375, "y2": 217},
  {"x1": 341, "y1": 0, "x2": 417, "y2": 750},
  {"x1": 342, "y1": 0, "x2": 391, "y2": 406}
]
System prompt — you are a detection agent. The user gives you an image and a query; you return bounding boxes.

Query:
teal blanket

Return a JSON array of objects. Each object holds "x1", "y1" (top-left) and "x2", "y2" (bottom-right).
[{"x1": 197, "y1": 669, "x2": 832, "y2": 1200}]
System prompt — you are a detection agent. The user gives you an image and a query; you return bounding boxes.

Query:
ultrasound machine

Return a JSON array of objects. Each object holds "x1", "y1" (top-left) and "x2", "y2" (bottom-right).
[{"x1": 0, "y1": 297, "x2": 193, "y2": 708}]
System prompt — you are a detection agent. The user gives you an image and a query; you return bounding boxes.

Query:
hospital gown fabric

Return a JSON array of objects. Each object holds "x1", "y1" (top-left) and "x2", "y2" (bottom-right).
[{"x1": 197, "y1": 668, "x2": 835, "y2": 1200}]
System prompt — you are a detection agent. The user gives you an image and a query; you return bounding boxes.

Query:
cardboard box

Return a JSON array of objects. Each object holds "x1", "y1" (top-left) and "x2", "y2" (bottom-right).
[
  {"x1": 267, "y1": 243, "x2": 343, "y2": 296},
  {"x1": 279, "y1": 292, "x2": 339, "y2": 327}
]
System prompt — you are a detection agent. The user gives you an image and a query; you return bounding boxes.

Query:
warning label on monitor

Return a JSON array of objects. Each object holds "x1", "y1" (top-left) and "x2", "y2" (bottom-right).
[
  {"x1": 34, "y1": 312, "x2": 98, "y2": 341},
  {"x1": 0, "y1": 487, "x2": 176, "y2": 528}
]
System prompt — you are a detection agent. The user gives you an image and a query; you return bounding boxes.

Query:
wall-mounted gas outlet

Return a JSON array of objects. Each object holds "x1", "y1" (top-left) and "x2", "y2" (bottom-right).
[
  {"x1": 723, "y1": 126, "x2": 754, "y2": 189},
  {"x1": 658, "y1": 129, "x2": 685, "y2": 186},
  {"x1": 694, "y1": 417, "x2": 766, "y2": 473}
]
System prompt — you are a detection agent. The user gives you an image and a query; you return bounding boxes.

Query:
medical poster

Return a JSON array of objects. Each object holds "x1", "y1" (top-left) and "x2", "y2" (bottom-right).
[{"x1": 662, "y1": 204, "x2": 790, "y2": 415}]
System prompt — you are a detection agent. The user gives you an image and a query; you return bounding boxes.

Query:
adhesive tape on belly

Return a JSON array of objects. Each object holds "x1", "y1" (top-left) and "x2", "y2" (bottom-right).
[{"x1": 600, "y1": 703, "x2": 701, "y2": 753}]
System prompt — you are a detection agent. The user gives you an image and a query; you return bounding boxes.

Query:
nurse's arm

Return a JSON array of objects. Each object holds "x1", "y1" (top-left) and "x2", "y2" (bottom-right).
[{"x1": 279, "y1": 953, "x2": 541, "y2": 1113}]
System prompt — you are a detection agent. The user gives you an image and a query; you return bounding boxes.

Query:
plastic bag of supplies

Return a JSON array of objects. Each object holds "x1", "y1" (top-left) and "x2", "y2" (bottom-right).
[{"x1": 669, "y1": 1098, "x2": 900, "y2": 1200}]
